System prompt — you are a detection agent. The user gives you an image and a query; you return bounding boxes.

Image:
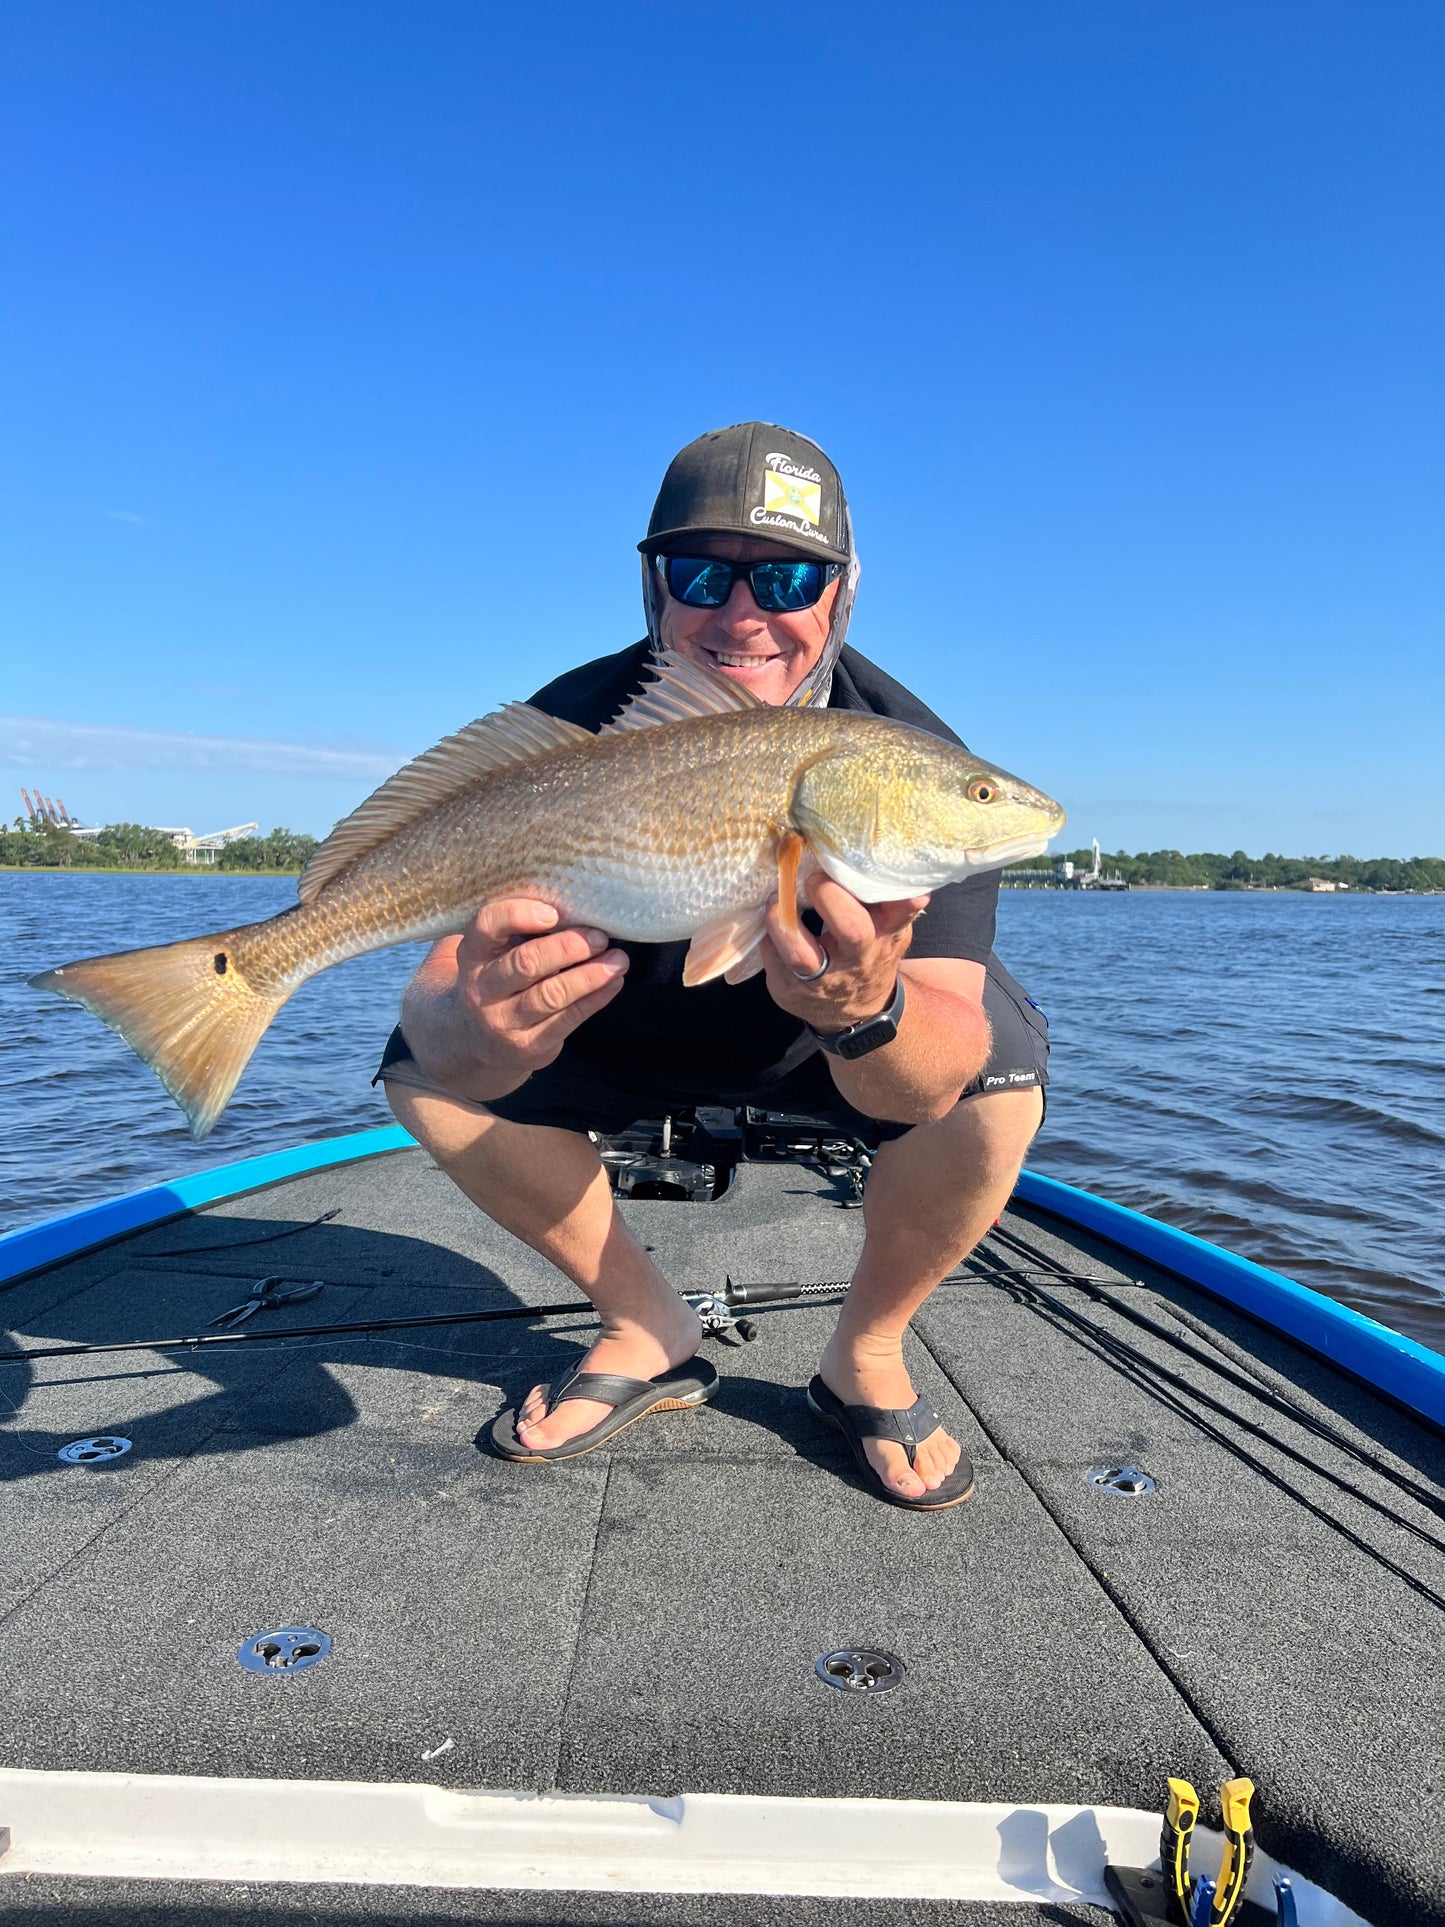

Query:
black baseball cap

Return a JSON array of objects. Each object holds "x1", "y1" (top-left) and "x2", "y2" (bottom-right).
[{"x1": 640, "y1": 422, "x2": 851, "y2": 567}]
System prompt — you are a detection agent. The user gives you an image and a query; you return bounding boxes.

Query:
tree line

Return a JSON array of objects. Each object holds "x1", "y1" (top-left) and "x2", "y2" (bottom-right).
[
  {"x1": 4, "y1": 823, "x2": 1442, "y2": 892},
  {"x1": 1, "y1": 822, "x2": 319, "y2": 872},
  {"x1": 1061, "y1": 848, "x2": 1445, "y2": 892}
]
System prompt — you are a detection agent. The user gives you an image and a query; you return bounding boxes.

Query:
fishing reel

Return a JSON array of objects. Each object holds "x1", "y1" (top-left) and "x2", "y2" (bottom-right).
[{"x1": 681, "y1": 1290, "x2": 759, "y2": 1346}]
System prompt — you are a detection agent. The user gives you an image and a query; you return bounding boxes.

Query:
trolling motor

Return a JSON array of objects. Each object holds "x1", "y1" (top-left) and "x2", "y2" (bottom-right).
[
  {"x1": 592, "y1": 1105, "x2": 873, "y2": 1207},
  {"x1": 591, "y1": 1106, "x2": 873, "y2": 1346},
  {"x1": 590, "y1": 1108, "x2": 734, "y2": 1202}
]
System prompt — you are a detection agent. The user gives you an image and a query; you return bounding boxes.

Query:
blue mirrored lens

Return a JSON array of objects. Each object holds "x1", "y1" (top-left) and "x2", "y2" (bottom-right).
[
  {"x1": 665, "y1": 558, "x2": 734, "y2": 607},
  {"x1": 751, "y1": 561, "x2": 822, "y2": 613}
]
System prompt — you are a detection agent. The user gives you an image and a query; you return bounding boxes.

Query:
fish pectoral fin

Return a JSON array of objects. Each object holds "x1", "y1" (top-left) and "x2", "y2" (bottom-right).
[
  {"x1": 682, "y1": 905, "x2": 771, "y2": 987},
  {"x1": 723, "y1": 950, "x2": 766, "y2": 985},
  {"x1": 604, "y1": 650, "x2": 766, "y2": 732},
  {"x1": 299, "y1": 704, "x2": 592, "y2": 902},
  {"x1": 775, "y1": 831, "x2": 806, "y2": 938}
]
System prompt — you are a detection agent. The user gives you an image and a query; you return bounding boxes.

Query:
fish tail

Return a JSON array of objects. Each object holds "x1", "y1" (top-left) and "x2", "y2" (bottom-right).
[{"x1": 30, "y1": 920, "x2": 299, "y2": 1140}]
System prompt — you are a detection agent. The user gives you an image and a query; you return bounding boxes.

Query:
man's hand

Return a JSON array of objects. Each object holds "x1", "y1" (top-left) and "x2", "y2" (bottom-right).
[
  {"x1": 762, "y1": 870, "x2": 989, "y2": 1125},
  {"x1": 401, "y1": 898, "x2": 629, "y2": 1101},
  {"x1": 761, "y1": 871, "x2": 928, "y2": 1032}
]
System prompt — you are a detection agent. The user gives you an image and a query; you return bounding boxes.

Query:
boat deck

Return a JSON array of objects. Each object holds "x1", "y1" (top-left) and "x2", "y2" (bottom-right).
[{"x1": 2, "y1": 1144, "x2": 1442, "y2": 1925}]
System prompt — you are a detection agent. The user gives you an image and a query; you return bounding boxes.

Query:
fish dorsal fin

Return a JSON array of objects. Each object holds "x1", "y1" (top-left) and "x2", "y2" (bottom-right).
[
  {"x1": 604, "y1": 650, "x2": 766, "y2": 732},
  {"x1": 297, "y1": 704, "x2": 592, "y2": 902}
]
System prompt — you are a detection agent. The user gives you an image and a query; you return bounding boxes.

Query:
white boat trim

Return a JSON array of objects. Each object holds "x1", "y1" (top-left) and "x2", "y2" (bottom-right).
[{"x1": 0, "y1": 1769, "x2": 1367, "y2": 1920}]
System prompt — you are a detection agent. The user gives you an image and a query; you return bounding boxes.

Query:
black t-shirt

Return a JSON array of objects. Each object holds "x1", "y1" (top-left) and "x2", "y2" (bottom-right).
[{"x1": 525, "y1": 641, "x2": 1000, "y2": 1099}]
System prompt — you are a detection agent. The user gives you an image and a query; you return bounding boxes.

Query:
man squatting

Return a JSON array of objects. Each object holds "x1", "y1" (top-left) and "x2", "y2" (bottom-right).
[{"x1": 377, "y1": 423, "x2": 1050, "y2": 1510}]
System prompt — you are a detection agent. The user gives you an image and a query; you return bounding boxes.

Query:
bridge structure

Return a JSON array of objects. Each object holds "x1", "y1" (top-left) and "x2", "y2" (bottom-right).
[{"x1": 152, "y1": 824, "x2": 261, "y2": 864}]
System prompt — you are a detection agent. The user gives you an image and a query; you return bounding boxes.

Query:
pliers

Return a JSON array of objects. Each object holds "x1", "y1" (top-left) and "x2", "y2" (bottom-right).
[
  {"x1": 210, "y1": 1277, "x2": 324, "y2": 1329},
  {"x1": 1211, "y1": 1777, "x2": 1256, "y2": 1926},
  {"x1": 1160, "y1": 1776, "x2": 1200, "y2": 1918},
  {"x1": 1157, "y1": 1775, "x2": 1257, "y2": 1926}
]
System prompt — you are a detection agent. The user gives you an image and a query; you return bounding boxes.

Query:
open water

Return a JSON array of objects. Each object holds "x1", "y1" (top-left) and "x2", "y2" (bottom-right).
[{"x1": 1, "y1": 874, "x2": 1441, "y2": 1350}]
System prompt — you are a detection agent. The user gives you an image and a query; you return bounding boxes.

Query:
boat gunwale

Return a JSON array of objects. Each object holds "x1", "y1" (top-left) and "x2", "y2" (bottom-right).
[
  {"x1": 3, "y1": 1126, "x2": 1441, "y2": 1437},
  {"x1": 1013, "y1": 1170, "x2": 1445, "y2": 1436},
  {"x1": 0, "y1": 1124, "x2": 416, "y2": 1288}
]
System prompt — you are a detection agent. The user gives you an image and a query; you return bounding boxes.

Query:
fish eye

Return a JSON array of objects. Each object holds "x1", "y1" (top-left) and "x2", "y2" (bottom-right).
[{"x1": 966, "y1": 779, "x2": 997, "y2": 804}]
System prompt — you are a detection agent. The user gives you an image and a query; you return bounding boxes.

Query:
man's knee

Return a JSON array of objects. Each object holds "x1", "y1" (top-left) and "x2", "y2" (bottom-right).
[
  {"x1": 384, "y1": 1075, "x2": 498, "y2": 1167},
  {"x1": 926, "y1": 1085, "x2": 1044, "y2": 1186}
]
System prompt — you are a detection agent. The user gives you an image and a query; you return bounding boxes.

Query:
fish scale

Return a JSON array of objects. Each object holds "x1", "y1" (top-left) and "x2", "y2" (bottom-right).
[{"x1": 29, "y1": 654, "x2": 1064, "y2": 1137}]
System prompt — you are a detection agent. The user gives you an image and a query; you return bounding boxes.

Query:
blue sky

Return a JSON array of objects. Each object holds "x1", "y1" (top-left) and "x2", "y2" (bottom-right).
[{"x1": 2, "y1": 2, "x2": 1440, "y2": 855}]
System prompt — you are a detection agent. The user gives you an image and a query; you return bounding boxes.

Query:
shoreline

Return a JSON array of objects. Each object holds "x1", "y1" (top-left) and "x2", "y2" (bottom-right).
[
  {"x1": 5, "y1": 869, "x2": 1440, "y2": 895},
  {"x1": 1004, "y1": 881, "x2": 1443, "y2": 895},
  {"x1": 0, "y1": 865, "x2": 304, "y2": 878}
]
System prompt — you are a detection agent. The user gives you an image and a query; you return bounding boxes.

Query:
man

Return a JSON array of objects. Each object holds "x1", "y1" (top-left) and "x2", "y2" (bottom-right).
[{"x1": 377, "y1": 423, "x2": 1050, "y2": 1510}]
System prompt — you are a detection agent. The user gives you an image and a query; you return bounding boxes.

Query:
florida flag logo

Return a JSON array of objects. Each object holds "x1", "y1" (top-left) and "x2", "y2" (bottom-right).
[{"x1": 762, "y1": 471, "x2": 822, "y2": 526}]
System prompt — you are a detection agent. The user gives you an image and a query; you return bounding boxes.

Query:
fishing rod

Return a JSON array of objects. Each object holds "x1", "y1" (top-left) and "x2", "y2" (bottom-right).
[
  {"x1": 134, "y1": 1207, "x2": 342, "y2": 1258},
  {"x1": 0, "y1": 1260, "x2": 1142, "y2": 1372},
  {"x1": 0, "y1": 1275, "x2": 796, "y2": 1371},
  {"x1": 987, "y1": 1221, "x2": 1445, "y2": 1522},
  {"x1": 0, "y1": 1295, "x2": 598, "y2": 1367},
  {"x1": 970, "y1": 1244, "x2": 1445, "y2": 1614},
  {"x1": 13, "y1": 1219, "x2": 1442, "y2": 1589}
]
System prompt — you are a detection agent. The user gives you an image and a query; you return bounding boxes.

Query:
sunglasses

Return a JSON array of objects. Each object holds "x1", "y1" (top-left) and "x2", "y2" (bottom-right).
[{"x1": 657, "y1": 553, "x2": 841, "y2": 615}]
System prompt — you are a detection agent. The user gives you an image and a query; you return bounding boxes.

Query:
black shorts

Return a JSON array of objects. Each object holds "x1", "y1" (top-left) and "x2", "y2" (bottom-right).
[{"x1": 375, "y1": 954, "x2": 1048, "y2": 1148}]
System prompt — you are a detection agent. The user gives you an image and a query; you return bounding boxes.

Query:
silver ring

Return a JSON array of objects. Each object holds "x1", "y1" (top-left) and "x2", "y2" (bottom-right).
[{"x1": 792, "y1": 946, "x2": 830, "y2": 982}]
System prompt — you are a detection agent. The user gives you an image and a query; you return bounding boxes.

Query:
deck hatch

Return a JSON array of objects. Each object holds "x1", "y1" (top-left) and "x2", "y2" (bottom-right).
[
  {"x1": 814, "y1": 1648, "x2": 906, "y2": 1692},
  {"x1": 56, "y1": 1435, "x2": 132, "y2": 1464},
  {"x1": 237, "y1": 1626, "x2": 332, "y2": 1675},
  {"x1": 1086, "y1": 1464, "x2": 1156, "y2": 1496}
]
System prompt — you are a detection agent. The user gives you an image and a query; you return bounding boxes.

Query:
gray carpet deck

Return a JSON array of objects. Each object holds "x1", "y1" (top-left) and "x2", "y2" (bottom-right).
[
  {"x1": 0, "y1": 1877, "x2": 1112, "y2": 1926},
  {"x1": 3, "y1": 1147, "x2": 1443, "y2": 1927}
]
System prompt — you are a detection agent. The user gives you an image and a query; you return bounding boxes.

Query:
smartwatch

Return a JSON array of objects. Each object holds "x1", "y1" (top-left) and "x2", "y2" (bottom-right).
[{"x1": 809, "y1": 977, "x2": 906, "y2": 1061}]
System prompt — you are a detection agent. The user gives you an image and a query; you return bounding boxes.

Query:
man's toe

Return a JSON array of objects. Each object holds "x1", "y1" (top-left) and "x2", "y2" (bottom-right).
[
  {"x1": 912, "y1": 1430, "x2": 961, "y2": 1490},
  {"x1": 868, "y1": 1441, "x2": 926, "y2": 1497},
  {"x1": 516, "y1": 1384, "x2": 548, "y2": 1431}
]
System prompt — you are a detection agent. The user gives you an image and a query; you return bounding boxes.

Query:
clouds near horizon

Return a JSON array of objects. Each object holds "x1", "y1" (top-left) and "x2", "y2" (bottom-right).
[{"x1": 0, "y1": 716, "x2": 405, "y2": 783}]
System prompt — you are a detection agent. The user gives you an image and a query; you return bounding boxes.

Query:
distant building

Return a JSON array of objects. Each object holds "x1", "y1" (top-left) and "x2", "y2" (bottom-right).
[{"x1": 1306, "y1": 877, "x2": 1347, "y2": 892}]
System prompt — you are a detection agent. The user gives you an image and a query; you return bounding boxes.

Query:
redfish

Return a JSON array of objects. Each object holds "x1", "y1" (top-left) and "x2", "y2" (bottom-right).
[{"x1": 30, "y1": 655, "x2": 1065, "y2": 1137}]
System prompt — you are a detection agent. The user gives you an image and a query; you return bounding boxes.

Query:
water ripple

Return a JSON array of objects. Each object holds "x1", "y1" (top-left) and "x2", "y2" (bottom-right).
[
  {"x1": 999, "y1": 889, "x2": 1445, "y2": 1351},
  {"x1": 2, "y1": 877, "x2": 1443, "y2": 1354}
]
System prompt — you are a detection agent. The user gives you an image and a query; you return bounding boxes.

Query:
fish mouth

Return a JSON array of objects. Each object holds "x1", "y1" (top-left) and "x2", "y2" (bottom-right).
[
  {"x1": 959, "y1": 832, "x2": 1057, "y2": 873},
  {"x1": 810, "y1": 826, "x2": 1064, "y2": 901}
]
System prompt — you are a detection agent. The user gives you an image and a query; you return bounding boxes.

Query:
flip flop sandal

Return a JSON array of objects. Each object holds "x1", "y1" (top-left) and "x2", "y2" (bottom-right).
[
  {"x1": 806, "y1": 1374, "x2": 976, "y2": 1510},
  {"x1": 490, "y1": 1358, "x2": 720, "y2": 1463}
]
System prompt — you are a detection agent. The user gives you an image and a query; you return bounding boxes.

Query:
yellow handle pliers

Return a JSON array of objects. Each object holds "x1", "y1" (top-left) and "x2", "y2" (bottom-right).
[
  {"x1": 1159, "y1": 1777, "x2": 1199, "y2": 1919},
  {"x1": 1211, "y1": 1777, "x2": 1256, "y2": 1927},
  {"x1": 1157, "y1": 1774, "x2": 1257, "y2": 1925}
]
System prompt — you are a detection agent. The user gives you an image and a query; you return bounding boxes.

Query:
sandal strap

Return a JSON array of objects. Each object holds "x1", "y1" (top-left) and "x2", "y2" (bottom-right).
[
  {"x1": 840, "y1": 1393, "x2": 940, "y2": 1467},
  {"x1": 549, "y1": 1367, "x2": 661, "y2": 1410}
]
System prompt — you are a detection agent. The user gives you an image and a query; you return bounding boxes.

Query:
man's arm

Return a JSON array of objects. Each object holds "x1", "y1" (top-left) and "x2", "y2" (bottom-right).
[{"x1": 761, "y1": 876, "x2": 989, "y2": 1125}]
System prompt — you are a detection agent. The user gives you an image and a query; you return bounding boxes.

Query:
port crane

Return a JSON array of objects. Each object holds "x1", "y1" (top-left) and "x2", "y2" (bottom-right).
[{"x1": 17, "y1": 789, "x2": 258, "y2": 861}]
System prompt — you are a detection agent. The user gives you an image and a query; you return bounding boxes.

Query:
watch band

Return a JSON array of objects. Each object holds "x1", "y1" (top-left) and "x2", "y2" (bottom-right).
[{"x1": 809, "y1": 977, "x2": 906, "y2": 1061}]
